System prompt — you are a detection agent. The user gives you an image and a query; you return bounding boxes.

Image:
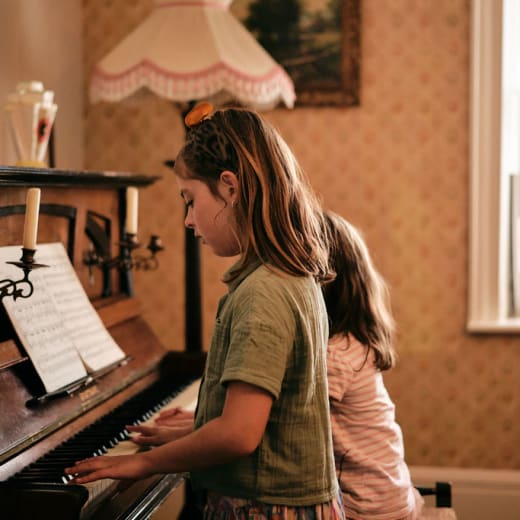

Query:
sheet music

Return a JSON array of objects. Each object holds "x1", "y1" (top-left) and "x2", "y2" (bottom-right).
[
  {"x1": 0, "y1": 243, "x2": 126, "y2": 392},
  {"x1": 0, "y1": 245, "x2": 87, "y2": 392},
  {"x1": 33, "y1": 243, "x2": 126, "y2": 371}
]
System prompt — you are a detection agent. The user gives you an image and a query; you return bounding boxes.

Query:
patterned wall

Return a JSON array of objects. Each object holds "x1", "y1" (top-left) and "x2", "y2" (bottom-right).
[{"x1": 83, "y1": 0, "x2": 520, "y2": 469}]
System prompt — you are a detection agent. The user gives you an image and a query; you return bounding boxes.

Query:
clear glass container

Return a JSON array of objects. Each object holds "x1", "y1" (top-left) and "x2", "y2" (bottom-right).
[{"x1": 4, "y1": 81, "x2": 58, "y2": 167}]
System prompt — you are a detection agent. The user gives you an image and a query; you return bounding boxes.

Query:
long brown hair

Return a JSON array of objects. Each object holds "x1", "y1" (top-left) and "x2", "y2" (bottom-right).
[
  {"x1": 323, "y1": 212, "x2": 396, "y2": 370},
  {"x1": 176, "y1": 107, "x2": 333, "y2": 282}
]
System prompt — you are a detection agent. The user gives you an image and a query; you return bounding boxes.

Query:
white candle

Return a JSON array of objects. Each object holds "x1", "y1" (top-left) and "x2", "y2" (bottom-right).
[
  {"x1": 126, "y1": 187, "x2": 138, "y2": 235},
  {"x1": 22, "y1": 187, "x2": 41, "y2": 250}
]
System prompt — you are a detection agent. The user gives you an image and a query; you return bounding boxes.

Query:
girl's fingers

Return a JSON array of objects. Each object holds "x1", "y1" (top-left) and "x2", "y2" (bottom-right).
[
  {"x1": 157, "y1": 407, "x2": 181, "y2": 418},
  {"x1": 65, "y1": 456, "x2": 111, "y2": 480},
  {"x1": 70, "y1": 468, "x2": 109, "y2": 484},
  {"x1": 155, "y1": 416, "x2": 194, "y2": 427},
  {"x1": 127, "y1": 424, "x2": 155, "y2": 435},
  {"x1": 157, "y1": 408, "x2": 194, "y2": 420},
  {"x1": 126, "y1": 425, "x2": 174, "y2": 445},
  {"x1": 65, "y1": 454, "x2": 148, "y2": 483}
]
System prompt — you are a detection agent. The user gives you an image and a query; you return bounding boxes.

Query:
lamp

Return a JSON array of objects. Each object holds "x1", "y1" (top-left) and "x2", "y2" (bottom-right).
[{"x1": 90, "y1": 0, "x2": 295, "y2": 352}]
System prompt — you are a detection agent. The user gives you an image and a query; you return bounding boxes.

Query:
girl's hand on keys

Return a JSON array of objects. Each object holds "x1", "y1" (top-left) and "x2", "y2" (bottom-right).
[
  {"x1": 155, "y1": 407, "x2": 194, "y2": 426},
  {"x1": 65, "y1": 453, "x2": 152, "y2": 484},
  {"x1": 127, "y1": 423, "x2": 192, "y2": 445}
]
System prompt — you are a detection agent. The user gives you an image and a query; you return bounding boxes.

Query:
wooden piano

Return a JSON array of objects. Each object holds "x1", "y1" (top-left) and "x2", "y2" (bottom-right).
[{"x1": 0, "y1": 165, "x2": 205, "y2": 520}]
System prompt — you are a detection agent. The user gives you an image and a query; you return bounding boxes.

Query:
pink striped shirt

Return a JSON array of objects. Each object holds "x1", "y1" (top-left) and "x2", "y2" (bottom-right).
[{"x1": 327, "y1": 334, "x2": 417, "y2": 520}]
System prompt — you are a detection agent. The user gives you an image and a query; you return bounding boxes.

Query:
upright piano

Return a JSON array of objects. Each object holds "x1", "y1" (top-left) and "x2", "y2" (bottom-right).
[{"x1": 0, "y1": 166, "x2": 205, "y2": 519}]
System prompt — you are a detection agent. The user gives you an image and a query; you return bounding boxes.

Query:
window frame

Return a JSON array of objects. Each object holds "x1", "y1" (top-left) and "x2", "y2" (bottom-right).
[{"x1": 468, "y1": 0, "x2": 520, "y2": 332}]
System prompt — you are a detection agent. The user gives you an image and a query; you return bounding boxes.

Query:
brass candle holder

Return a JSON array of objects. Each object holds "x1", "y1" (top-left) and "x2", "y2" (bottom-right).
[
  {"x1": 1, "y1": 248, "x2": 48, "y2": 301},
  {"x1": 83, "y1": 233, "x2": 164, "y2": 277}
]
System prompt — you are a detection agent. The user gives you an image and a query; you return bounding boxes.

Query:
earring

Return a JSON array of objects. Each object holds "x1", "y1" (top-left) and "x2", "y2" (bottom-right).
[{"x1": 231, "y1": 200, "x2": 237, "y2": 208}]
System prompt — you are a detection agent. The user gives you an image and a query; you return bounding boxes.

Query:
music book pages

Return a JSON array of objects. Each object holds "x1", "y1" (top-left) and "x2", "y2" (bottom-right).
[{"x1": 0, "y1": 242, "x2": 126, "y2": 393}]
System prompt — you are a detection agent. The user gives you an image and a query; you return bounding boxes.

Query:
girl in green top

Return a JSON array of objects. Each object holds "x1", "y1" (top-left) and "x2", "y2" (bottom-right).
[{"x1": 66, "y1": 103, "x2": 344, "y2": 520}]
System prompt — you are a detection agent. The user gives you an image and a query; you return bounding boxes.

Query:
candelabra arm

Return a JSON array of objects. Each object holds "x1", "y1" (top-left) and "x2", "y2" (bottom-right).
[
  {"x1": 0, "y1": 272, "x2": 33, "y2": 300},
  {"x1": 1, "y1": 248, "x2": 48, "y2": 302},
  {"x1": 82, "y1": 234, "x2": 164, "y2": 274}
]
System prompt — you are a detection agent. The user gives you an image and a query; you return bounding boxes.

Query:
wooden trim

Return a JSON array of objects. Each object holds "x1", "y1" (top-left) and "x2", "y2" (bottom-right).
[
  {"x1": 467, "y1": 0, "x2": 505, "y2": 330},
  {"x1": 0, "y1": 165, "x2": 161, "y2": 189}
]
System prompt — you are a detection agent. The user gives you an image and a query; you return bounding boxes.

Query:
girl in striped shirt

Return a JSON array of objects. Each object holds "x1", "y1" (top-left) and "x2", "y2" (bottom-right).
[{"x1": 323, "y1": 212, "x2": 423, "y2": 520}]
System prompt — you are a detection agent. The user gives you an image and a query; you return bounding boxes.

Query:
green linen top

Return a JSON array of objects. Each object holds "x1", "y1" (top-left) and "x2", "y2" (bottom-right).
[{"x1": 190, "y1": 260, "x2": 338, "y2": 506}]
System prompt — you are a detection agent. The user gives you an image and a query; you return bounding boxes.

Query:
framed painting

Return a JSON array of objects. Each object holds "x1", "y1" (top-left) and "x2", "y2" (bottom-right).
[{"x1": 231, "y1": 0, "x2": 361, "y2": 107}]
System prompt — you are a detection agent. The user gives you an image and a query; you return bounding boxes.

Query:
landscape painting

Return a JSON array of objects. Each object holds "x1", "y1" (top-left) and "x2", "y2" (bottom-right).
[{"x1": 231, "y1": 0, "x2": 361, "y2": 106}]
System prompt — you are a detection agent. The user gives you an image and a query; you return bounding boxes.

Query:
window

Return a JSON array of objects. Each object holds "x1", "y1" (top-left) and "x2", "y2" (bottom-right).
[{"x1": 468, "y1": 0, "x2": 520, "y2": 332}]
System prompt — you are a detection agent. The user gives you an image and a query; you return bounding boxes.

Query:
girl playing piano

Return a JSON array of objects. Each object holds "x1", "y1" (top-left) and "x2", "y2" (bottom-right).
[{"x1": 66, "y1": 104, "x2": 344, "y2": 519}]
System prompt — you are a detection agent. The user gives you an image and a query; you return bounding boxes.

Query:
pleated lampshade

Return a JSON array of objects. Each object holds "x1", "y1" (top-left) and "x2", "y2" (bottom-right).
[{"x1": 90, "y1": 0, "x2": 295, "y2": 110}]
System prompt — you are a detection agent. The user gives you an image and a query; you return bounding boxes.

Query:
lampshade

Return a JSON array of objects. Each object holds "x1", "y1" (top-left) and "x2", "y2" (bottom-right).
[{"x1": 90, "y1": 0, "x2": 295, "y2": 110}]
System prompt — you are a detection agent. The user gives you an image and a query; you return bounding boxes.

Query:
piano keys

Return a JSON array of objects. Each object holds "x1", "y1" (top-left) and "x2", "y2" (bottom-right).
[{"x1": 1, "y1": 378, "x2": 201, "y2": 519}]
